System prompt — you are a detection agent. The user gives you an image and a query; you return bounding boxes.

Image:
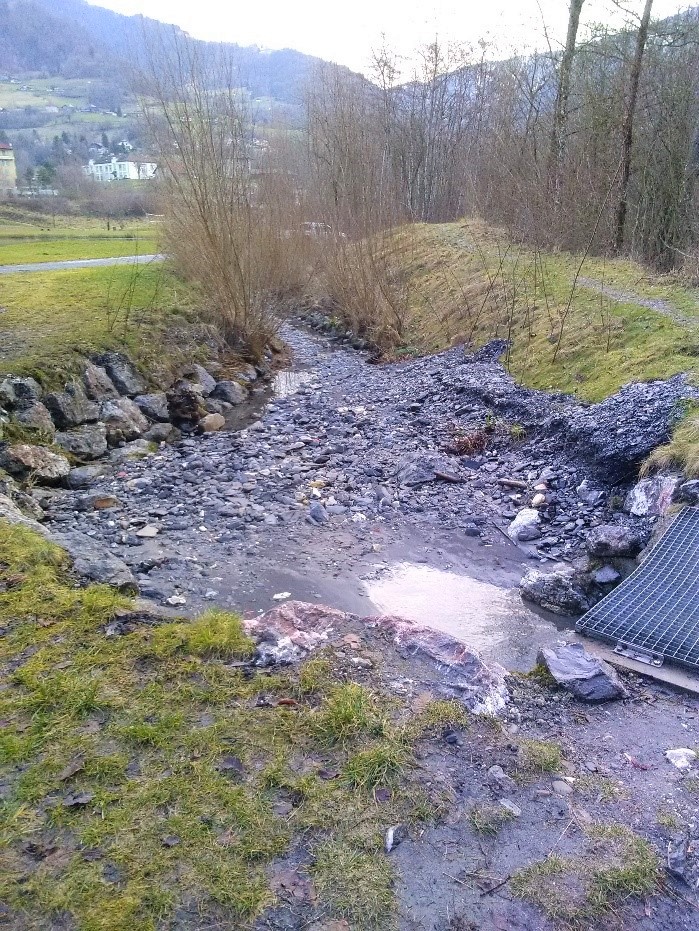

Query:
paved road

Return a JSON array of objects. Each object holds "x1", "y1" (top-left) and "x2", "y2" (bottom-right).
[{"x1": 0, "y1": 254, "x2": 164, "y2": 275}]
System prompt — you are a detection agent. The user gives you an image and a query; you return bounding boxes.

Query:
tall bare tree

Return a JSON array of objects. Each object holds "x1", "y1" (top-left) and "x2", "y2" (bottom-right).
[
  {"x1": 613, "y1": 0, "x2": 655, "y2": 253},
  {"x1": 548, "y1": 0, "x2": 586, "y2": 208}
]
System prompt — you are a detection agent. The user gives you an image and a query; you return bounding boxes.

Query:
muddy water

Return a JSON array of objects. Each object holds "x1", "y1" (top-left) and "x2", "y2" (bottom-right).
[{"x1": 365, "y1": 561, "x2": 571, "y2": 670}]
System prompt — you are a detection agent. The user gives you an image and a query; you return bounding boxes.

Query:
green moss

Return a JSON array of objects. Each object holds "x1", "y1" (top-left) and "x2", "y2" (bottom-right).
[
  {"x1": 344, "y1": 740, "x2": 410, "y2": 790},
  {"x1": 148, "y1": 609, "x2": 255, "y2": 660},
  {"x1": 516, "y1": 738, "x2": 564, "y2": 775},
  {"x1": 310, "y1": 682, "x2": 385, "y2": 747}
]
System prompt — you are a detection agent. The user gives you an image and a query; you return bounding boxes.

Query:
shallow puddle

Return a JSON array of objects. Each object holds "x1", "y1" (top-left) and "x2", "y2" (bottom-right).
[{"x1": 365, "y1": 561, "x2": 570, "y2": 670}]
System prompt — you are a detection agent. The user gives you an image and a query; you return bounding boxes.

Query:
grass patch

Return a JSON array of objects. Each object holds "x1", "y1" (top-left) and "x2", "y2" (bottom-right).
[
  {"x1": 0, "y1": 520, "x2": 441, "y2": 930},
  {"x1": 468, "y1": 802, "x2": 516, "y2": 837},
  {"x1": 311, "y1": 840, "x2": 394, "y2": 928},
  {"x1": 511, "y1": 824, "x2": 660, "y2": 928},
  {"x1": 0, "y1": 260, "x2": 197, "y2": 383},
  {"x1": 395, "y1": 220, "x2": 699, "y2": 402},
  {"x1": 516, "y1": 738, "x2": 564, "y2": 775},
  {"x1": 0, "y1": 234, "x2": 158, "y2": 266},
  {"x1": 642, "y1": 405, "x2": 699, "y2": 478}
]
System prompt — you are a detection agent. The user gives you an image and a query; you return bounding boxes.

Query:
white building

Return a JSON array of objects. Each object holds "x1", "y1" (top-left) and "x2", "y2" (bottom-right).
[{"x1": 83, "y1": 157, "x2": 157, "y2": 182}]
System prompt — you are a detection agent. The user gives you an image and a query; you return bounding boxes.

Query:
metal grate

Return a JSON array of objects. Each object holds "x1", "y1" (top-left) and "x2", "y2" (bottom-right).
[{"x1": 577, "y1": 507, "x2": 699, "y2": 670}]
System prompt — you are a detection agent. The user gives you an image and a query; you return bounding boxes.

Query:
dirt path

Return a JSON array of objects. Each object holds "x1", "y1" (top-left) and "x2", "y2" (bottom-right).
[{"x1": 577, "y1": 275, "x2": 699, "y2": 327}]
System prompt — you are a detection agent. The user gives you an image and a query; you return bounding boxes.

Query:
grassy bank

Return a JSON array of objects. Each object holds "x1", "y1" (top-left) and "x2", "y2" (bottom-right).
[
  {"x1": 0, "y1": 262, "x2": 195, "y2": 384},
  {"x1": 395, "y1": 220, "x2": 698, "y2": 403},
  {"x1": 0, "y1": 521, "x2": 461, "y2": 930}
]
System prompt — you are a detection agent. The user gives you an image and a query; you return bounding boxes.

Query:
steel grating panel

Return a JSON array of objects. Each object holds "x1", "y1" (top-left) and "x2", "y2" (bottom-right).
[{"x1": 576, "y1": 507, "x2": 699, "y2": 670}]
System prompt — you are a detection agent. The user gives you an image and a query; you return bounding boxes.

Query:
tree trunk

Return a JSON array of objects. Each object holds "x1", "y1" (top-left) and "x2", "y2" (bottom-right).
[
  {"x1": 548, "y1": 0, "x2": 586, "y2": 208},
  {"x1": 613, "y1": 0, "x2": 654, "y2": 254}
]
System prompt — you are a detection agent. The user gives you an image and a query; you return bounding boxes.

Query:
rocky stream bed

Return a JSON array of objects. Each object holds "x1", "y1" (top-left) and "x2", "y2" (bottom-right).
[{"x1": 2, "y1": 321, "x2": 699, "y2": 929}]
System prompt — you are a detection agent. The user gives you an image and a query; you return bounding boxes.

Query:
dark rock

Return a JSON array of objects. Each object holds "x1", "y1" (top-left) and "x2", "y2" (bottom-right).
[
  {"x1": 486, "y1": 764, "x2": 517, "y2": 793},
  {"x1": 676, "y1": 480, "x2": 699, "y2": 506},
  {"x1": 14, "y1": 401, "x2": 55, "y2": 436},
  {"x1": 212, "y1": 380, "x2": 247, "y2": 405},
  {"x1": 0, "y1": 444, "x2": 70, "y2": 484},
  {"x1": 0, "y1": 376, "x2": 41, "y2": 408},
  {"x1": 668, "y1": 824, "x2": 699, "y2": 889},
  {"x1": 99, "y1": 399, "x2": 149, "y2": 445},
  {"x1": 82, "y1": 362, "x2": 119, "y2": 400},
  {"x1": 95, "y1": 351, "x2": 147, "y2": 397},
  {"x1": 67, "y1": 464, "x2": 106, "y2": 489},
  {"x1": 144, "y1": 423, "x2": 175, "y2": 443},
  {"x1": 50, "y1": 530, "x2": 138, "y2": 593},
  {"x1": 520, "y1": 566, "x2": 593, "y2": 615},
  {"x1": 167, "y1": 379, "x2": 206, "y2": 428},
  {"x1": 134, "y1": 393, "x2": 170, "y2": 422},
  {"x1": 586, "y1": 524, "x2": 645, "y2": 558},
  {"x1": 44, "y1": 383, "x2": 99, "y2": 429},
  {"x1": 537, "y1": 642, "x2": 629, "y2": 702},
  {"x1": 397, "y1": 451, "x2": 461, "y2": 486},
  {"x1": 309, "y1": 501, "x2": 329, "y2": 524},
  {"x1": 55, "y1": 423, "x2": 108, "y2": 461},
  {"x1": 464, "y1": 339, "x2": 509, "y2": 363}
]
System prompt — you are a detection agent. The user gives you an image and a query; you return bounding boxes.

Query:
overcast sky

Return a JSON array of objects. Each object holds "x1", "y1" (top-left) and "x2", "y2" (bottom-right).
[{"x1": 90, "y1": 0, "x2": 692, "y2": 72}]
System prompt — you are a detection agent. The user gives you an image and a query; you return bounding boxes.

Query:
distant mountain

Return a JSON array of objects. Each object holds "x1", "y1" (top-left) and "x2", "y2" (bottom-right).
[{"x1": 0, "y1": 0, "x2": 348, "y2": 104}]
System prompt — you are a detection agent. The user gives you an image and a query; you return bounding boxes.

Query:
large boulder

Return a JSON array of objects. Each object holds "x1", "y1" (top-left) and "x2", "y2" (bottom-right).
[
  {"x1": 0, "y1": 444, "x2": 70, "y2": 485},
  {"x1": 245, "y1": 601, "x2": 509, "y2": 715},
  {"x1": 0, "y1": 376, "x2": 42, "y2": 408},
  {"x1": 50, "y1": 530, "x2": 138, "y2": 593},
  {"x1": 585, "y1": 524, "x2": 645, "y2": 559},
  {"x1": 55, "y1": 423, "x2": 108, "y2": 461},
  {"x1": 625, "y1": 474, "x2": 681, "y2": 517},
  {"x1": 185, "y1": 363, "x2": 217, "y2": 397},
  {"x1": 212, "y1": 380, "x2": 247, "y2": 405},
  {"x1": 99, "y1": 399, "x2": 149, "y2": 445},
  {"x1": 167, "y1": 379, "x2": 206, "y2": 429},
  {"x1": 507, "y1": 508, "x2": 542, "y2": 543},
  {"x1": 134, "y1": 393, "x2": 170, "y2": 423},
  {"x1": 0, "y1": 492, "x2": 47, "y2": 534},
  {"x1": 44, "y1": 383, "x2": 98, "y2": 429},
  {"x1": 82, "y1": 362, "x2": 119, "y2": 400},
  {"x1": 520, "y1": 565, "x2": 593, "y2": 615},
  {"x1": 14, "y1": 401, "x2": 55, "y2": 437},
  {"x1": 537, "y1": 642, "x2": 629, "y2": 702},
  {"x1": 95, "y1": 351, "x2": 147, "y2": 397}
]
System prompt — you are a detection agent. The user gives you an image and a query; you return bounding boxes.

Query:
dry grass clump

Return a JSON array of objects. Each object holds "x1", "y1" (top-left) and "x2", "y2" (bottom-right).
[{"x1": 642, "y1": 407, "x2": 699, "y2": 478}]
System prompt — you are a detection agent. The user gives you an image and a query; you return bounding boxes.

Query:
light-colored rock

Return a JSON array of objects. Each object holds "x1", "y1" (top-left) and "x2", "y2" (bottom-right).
[
  {"x1": 507, "y1": 508, "x2": 541, "y2": 542},
  {"x1": 0, "y1": 493, "x2": 48, "y2": 534},
  {"x1": 245, "y1": 601, "x2": 509, "y2": 714},
  {"x1": 0, "y1": 444, "x2": 70, "y2": 484},
  {"x1": 186, "y1": 363, "x2": 217, "y2": 397},
  {"x1": 100, "y1": 398, "x2": 149, "y2": 445},
  {"x1": 625, "y1": 474, "x2": 681, "y2": 517},
  {"x1": 520, "y1": 566, "x2": 592, "y2": 615},
  {"x1": 531, "y1": 493, "x2": 546, "y2": 508},
  {"x1": 136, "y1": 524, "x2": 160, "y2": 538},
  {"x1": 0, "y1": 376, "x2": 41, "y2": 408},
  {"x1": 487, "y1": 765, "x2": 517, "y2": 794},
  {"x1": 666, "y1": 748, "x2": 697, "y2": 770},
  {"x1": 200, "y1": 413, "x2": 225, "y2": 432}
]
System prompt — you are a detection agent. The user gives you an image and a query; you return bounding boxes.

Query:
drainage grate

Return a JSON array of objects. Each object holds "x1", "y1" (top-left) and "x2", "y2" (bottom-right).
[{"x1": 576, "y1": 507, "x2": 699, "y2": 670}]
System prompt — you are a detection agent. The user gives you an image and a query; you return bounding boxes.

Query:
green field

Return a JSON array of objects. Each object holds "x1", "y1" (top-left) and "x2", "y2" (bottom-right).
[
  {"x1": 0, "y1": 261, "x2": 193, "y2": 383},
  {"x1": 0, "y1": 237, "x2": 159, "y2": 265}
]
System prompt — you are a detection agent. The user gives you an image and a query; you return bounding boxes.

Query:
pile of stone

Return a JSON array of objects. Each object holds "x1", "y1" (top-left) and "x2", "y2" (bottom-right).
[{"x1": 0, "y1": 354, "x2": 259, "y2": 485}]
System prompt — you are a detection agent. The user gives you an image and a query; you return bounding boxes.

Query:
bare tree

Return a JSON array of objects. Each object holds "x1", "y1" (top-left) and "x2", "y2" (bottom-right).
[
  {"x1": 613, "y1": 0, "x2": 654, "y2": 254},
  {"x1": 548, "y1": 0, "x2": 586, "y2": 208}
]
